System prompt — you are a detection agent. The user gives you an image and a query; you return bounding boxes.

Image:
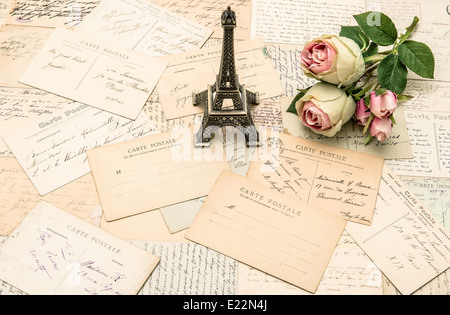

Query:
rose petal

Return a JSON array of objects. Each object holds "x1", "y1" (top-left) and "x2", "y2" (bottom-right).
[
  {"x1": 370, "y1": 91, "x2": 398, "y2": 118},
  {"x1": 301, "y1": 101, "x2": 332, "y2": 130},
  {"x1": 370, "y1": 117, "x2": 393, "y2": 141},
  {"x1": 301, "y1": 41, "x2": 336, "y2": 74}
]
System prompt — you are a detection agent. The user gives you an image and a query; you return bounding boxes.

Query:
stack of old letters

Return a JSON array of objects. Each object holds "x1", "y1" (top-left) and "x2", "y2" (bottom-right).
[{"x1": 0, "y1": 0, "x2": 449, "y2": 296}]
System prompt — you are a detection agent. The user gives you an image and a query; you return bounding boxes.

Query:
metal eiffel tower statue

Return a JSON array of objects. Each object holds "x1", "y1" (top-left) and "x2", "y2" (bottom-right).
[{"x1": 192, "y1": 6, "x2": 260, "y2": 147}]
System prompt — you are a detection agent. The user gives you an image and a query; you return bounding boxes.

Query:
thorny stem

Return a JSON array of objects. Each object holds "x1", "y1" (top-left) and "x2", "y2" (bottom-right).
[{"x1": 392, "y1": 16, "x2": 420, "y2": 54}]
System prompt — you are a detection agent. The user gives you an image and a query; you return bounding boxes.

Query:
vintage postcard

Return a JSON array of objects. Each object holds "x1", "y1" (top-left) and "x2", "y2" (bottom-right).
[
  {"x1": 156, "y1": 38, "x2": 284, "y2": 120},
  {"x1": 75, "y1": 0, "x2": 213, "y2": 57},
  {"x1": 0, "y1": 201, "x2": 159, "y2": 295},
  {"x1": 3, "y1": 101, "x2": 158, "y2": 195},
  {"x1": 185, "y1": 170, "x2": 346, "y2": 293},
  {"x1": 281, "y1": 97, "x2": 413, "y2": 160},
  {"x1": 86, "y1": 126, "x2": 231, "y2": 222},
  {"x1": 6, "y1": 0, "x2": 101, "y2": 28},
  {"x1": 246, "y1": 131, "x2": 384, "y2": 225},
  {"x1": 401, "y1": 176, "x2": 450, "y2": 232},
  {"x1": 19, "y1": 27, "x2": 168, "y2": 120},
  {"x1": 346, "y1": 165, "x2": 450, "y2": 295}
]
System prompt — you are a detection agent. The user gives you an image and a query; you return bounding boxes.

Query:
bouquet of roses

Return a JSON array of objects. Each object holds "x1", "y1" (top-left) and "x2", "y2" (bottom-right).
[{"x1": 287, "y1": 11, "x2": 435, "y2": 145}]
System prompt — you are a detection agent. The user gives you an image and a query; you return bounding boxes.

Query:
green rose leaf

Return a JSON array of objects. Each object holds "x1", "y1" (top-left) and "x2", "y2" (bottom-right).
[
  {"x1": 286, "y1": 90, "x2": 307, "y2": 115},
  {"x1": 398, "y1": 40, "x2": 435, "y2": 79},
  {"x1": 354, "y1": 12, "x2": 398, "y2": 46},
  {"x1": 340, "y1": 26, "x2": 369, "y2": 49},
  {"x1": 377, "y1": 54, "x2": 408, "y2": 95}
]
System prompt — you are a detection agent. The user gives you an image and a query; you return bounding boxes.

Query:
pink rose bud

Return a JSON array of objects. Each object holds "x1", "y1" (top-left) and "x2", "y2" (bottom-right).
[
  {"x1": 370, "y1": 117, "x2": 393, "y2": 142},
  {"x1": 300, "y1": 101, "x2": 333, "y2": 131},
  {"x1": 369, "y1": 90, "x2": 398, "y2": 119},
  {"x1": 301, "y1": 41, "x2": 337, "y2": 75},
  {"x1": 355, "y1": 99, "x2": 371, "y2": 125}
]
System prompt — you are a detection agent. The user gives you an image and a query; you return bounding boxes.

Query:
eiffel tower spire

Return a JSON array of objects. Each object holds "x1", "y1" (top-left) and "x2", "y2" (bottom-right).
[
  {"x1": 192, "y1": 7, "x2": 260, "y2": 147},
  {"x1": 218, "y1": 7, "x2": 238, "y2": 91}
]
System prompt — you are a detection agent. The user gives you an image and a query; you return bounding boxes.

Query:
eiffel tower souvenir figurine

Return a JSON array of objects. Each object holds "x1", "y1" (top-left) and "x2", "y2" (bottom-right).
[{"x1": 192, "y1": 6, "x2": 260, "y2": 147}]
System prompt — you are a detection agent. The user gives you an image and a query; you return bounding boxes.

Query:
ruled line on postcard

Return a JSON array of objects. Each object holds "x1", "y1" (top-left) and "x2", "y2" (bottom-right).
[
  {"x1": 233, "y1": 209, "x2": 321, "y2": 249},
  {"x1": 111, "y1": 162, "x2": 209, "y2": 188},
  {"x1": 113, "y1": 171, "x2": 213, "y2": 197},
  {"x1": 208, "y1": 216, "x2": 315, "y2": 266}
]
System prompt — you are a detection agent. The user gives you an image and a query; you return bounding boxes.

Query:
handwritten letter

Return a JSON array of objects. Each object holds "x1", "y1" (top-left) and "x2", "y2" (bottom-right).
[
  {"x1": 133, "y1": 241, "x2": 237, "y2": 295},
  {"x1": 402, "y1": 80, "x2": 450, "y2": 112},
  {"x1": 7, "y1": 0, "x2": 101, "y2": 27},
  {"x1": 0, "y1": 86, "x2": 73, "y2": 157},
  {"x1": 0, "y1": 25, "x2": 53, "y2": 87},
  {"x1": 76, "y1": 0, "x2": 213, "y2": 57},
  {"x1": 250, "y1": 0, "x2": 365, "y2": 44},
  {"x1": 386, "y1": 111, "x2": 450, "y2": 177},
  {"x1": 151, "y1": 0, "x2": 252, "y2": 40},
  {"x1": 3, "y1": 102, "x2": 159, "y2": 195}
]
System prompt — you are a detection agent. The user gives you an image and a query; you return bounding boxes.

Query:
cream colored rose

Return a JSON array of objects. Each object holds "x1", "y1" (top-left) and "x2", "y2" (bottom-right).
[
  {"x1": 295, "y1": 82, "x2": 356, "y2": 137},
  {"x1": 300, "y1": 35, "x2": 365, "y2": 87}
]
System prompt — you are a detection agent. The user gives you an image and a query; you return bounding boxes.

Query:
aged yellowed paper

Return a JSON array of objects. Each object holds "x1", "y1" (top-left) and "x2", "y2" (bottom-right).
[
  {"x1": 87, "y1": 126, "x2": 230, "y2": 222},
  {"x1": 75, "y1": 0, "x2": 213, "y2": 56},
  {"x1": 185, "y1": 170, "x2": 346, "y2": 293},
  {"x1": 19, "y1": 27, "x2": 167, "y2": 120},
  {"x1": 156, "y1": 38, "x2": 284, "y2": 120},
  {"x1": 3, "y1": 101, "x2": 158, "y2": 196},
  {"x1": 6, "y1": 0, "x2": 100, "y2": 28},
  {"x1": 0, "y1": 25, "x2": 53, "y2": 87},
  {"x1": 0, "y1": 201, "x2": 159, "y2": 295},
  {"x1": 246, "y1": 132, "x2": 384, "y2": 225},
  {"x1": 0, "y1": 157, "x2": 101, "y2": 235},
  {"x1": 151, "y1": 0, "x2": 252, "y2": 39},
  {"x1": 346, "y1": 165, "x2": 450, "y2": 295}
]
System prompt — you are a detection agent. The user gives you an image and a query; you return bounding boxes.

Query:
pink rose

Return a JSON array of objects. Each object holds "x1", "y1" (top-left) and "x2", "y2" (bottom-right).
[
  {"x1": 370, "y1": 117, "x2": 393, "y2": 142},
  {"x1": 355, "y1": 99, "x2": 371, "y2": 125},
  {"x1": 301, "y1": 101, "x2": 333, "y2": 131},
  {"x1": 300, "y1": 35, "x2": 365, "y2": 87},
  {"x1": 370, "y1": 90, "x2": 397, "y2": 119},
  {"x1": 295, "y1": 82, "x2": 356, "y2": 137},
  {"x1": 301, "y1": 41, "x2": 337, "y2": 75}
]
